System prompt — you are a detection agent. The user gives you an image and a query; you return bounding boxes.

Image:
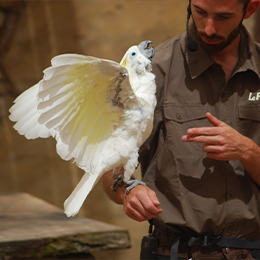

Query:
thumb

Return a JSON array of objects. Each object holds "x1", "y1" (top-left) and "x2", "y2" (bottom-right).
[
  {"x1": 206, "y1": 112, "x2": 225, "y2": 127},
  {"x1": 148, "y1": 189, "x2": 161, "y2": 206}
]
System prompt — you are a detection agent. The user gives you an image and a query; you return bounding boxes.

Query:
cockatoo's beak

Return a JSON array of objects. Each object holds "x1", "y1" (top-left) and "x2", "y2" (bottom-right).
[{"x1": 138, "y1": 40, "x2": 155, "y2": 60}]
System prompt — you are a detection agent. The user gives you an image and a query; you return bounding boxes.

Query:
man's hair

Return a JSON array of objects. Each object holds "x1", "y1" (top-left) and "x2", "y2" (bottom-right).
[
  {"x1": 189, "y1": 0, "x2": 250, "y2": 10},
  {"x1": 238, "y1": 0, "x2": 250, "y2": 10}
]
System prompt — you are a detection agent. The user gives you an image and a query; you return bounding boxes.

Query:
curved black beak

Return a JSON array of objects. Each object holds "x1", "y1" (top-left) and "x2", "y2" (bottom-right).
[{"x1": 138, "y1": 40, "x2": 155, "y2": 60}]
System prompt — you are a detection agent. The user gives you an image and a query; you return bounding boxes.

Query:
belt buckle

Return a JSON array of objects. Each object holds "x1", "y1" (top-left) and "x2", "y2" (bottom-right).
[{"x1": 201, "y1": 235, "x2": 221, "y2": 248}]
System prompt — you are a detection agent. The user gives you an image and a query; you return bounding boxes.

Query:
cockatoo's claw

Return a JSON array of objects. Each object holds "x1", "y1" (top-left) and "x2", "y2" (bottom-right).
[
  {"x1": 111, "y1": 167, "x2": 124, "y2": 191},
  {"x1": 124, "y1": 178, "x2": 147, "y2": 195}
]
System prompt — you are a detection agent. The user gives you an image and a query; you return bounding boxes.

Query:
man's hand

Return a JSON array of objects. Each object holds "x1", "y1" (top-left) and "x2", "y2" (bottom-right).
[
  {"x1": 101, "y1": 170, "x2": 162, "y2": 222},
  {"x1": 122, "y1": 185, "x2": 163, "y2": 222},
  {"x1": 181, "y1": 112, "x2": 249, "y2": 161},
  {"x1": 181, "y1": 112, "x2": 260, "y2": 185}
]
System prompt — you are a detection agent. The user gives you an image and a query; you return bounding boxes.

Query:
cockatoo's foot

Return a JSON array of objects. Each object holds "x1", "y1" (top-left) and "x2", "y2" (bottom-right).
[
  {"x1": 123, "y1": 178, "x2": 147, "y2": 195},
  {"x1": 110, "y1": 166, "x2": 146, "y2": 194},
  {"x1": 111, "y1": 166, "x2": 124, "y2": 191}
]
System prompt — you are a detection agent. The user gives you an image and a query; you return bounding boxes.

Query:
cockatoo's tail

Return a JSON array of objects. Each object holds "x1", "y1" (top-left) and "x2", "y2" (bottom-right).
[{"x1": 9, "y1": 41, "x2": 157, "y2": 217}]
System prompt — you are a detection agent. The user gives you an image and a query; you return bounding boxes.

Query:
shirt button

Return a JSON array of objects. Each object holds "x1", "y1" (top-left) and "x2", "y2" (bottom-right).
[
  {"x1": 228, "y1": 223, "x2": 234, "y2": 228},
  {"x1": 176, "y1": 113, "x2": 181, "y2": 120},
  {"x1": 225, "y1": 247, "x2": 230, "y2": 254},
  {"x1": 229, "y1": 190, "x2": 235, "y2": 197}
]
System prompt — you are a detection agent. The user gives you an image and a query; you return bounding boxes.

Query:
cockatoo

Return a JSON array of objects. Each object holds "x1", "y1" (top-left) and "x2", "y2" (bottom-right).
[{"x1": 9, "y1": 41, "x2": 157, "y2": 217}]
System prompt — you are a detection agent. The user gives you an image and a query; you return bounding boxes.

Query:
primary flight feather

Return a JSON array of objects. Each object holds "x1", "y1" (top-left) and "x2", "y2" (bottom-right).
[{"x1": 9, "y1": 41, "x2": 157, "y2": 217}]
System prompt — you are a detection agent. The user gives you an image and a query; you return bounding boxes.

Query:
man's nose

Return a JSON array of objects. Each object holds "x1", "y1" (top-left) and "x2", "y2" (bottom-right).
[{"x1": 205, "y1": 18, "x2": 216, "y2": 36}]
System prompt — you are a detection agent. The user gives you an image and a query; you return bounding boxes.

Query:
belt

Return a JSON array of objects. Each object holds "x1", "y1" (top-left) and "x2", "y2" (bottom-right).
[
  {"x1": 154, "y1": 226, "x2": 260, "y2": 260},
  {"x1": 188, "y1": 234, "x2": 260, "y2": 249}
]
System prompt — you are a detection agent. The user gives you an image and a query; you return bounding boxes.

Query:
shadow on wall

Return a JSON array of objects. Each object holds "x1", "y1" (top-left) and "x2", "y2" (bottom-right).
[
  {"x1": 0, "y1": 0, "x2": 86, "y2": 214},
  {"x1": 1, "y1": 0, "x2": 83, "y2": 95}
]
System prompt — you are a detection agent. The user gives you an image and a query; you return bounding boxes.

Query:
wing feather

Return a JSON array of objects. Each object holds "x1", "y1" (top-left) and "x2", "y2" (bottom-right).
[
  {"x1": 9, "y1": 83, "x2": 51, "y2": 139},
  {"x1": 56, "y1": 136, "x2": 73, "y2": 161},
  {"x1": 51, "y1": 53, "x2": 95, "y2": 67},
  {"x1": 37, "y1": 54, "x2": 136, "y2": 172}
]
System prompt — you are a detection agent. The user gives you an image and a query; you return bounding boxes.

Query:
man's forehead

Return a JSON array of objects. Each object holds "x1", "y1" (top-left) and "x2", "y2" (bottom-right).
[
  {"x1": 190, "y1": 0, "x2": 244, "y2": 11},
  {"x1": 190, "y1": 0, "x2": 241, "y2": 4}
]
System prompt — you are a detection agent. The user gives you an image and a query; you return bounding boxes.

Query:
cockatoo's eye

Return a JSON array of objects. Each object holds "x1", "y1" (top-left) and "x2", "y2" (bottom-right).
[{"x1": 131, "y1": 52, "x2": 137, "y2": 58}]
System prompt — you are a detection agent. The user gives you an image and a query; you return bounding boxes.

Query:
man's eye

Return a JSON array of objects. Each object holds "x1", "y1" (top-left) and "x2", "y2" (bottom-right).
[
  {"x1": 219, "y1": 15, "x2": 231, "y2": 20},
  {"x1": 196, "y1": 9, "x2": 206, "y2": 15}
]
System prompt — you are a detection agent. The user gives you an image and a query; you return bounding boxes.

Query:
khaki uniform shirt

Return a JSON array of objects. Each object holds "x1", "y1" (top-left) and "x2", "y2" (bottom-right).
[{"x1": 139, "y1": 25, "x2": 260, "y2": 238}]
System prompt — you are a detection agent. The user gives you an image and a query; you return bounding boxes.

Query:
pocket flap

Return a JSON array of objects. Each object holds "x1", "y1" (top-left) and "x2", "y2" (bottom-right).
[
  {"x1": 238, "y1": 106, "x2": 260, "y2": 121},
  {"x1": 164, "y1": 104, "x2": 208, "y2": 123}
]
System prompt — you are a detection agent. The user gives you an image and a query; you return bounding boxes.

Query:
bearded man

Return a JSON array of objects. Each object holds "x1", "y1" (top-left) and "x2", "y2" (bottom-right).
[{"x1": 102, "y1": 0, "x2": 260, "y2": 259}]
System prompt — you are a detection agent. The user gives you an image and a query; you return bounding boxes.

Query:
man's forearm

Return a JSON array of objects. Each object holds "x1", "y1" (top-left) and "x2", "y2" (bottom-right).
[
  {"x1": 101, "y1": 170, "x2": 125, "y2": 205},
  {"x1": 239, "y1": 137, "x2": 260, "y2": 186}
]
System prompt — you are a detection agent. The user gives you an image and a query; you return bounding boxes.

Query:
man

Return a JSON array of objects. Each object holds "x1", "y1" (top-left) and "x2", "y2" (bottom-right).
[{"x1": 102, "y1": 0, "x2": 260, "y2": 259}]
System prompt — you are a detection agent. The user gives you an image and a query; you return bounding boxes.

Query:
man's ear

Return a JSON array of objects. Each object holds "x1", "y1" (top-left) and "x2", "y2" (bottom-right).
[{"x1": 244, "y1": 0, "x2": 260, "y2": 19}]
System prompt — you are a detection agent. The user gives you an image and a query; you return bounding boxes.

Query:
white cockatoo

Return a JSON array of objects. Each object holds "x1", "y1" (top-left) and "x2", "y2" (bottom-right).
[{"x1": 9, "y1": 41, "x2": 157, "y2": 217}]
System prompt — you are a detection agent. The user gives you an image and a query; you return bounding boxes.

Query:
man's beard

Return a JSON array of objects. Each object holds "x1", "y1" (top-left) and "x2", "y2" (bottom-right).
[{"x1": 194, "y1": 20, "x2": 243, "y2": 53}]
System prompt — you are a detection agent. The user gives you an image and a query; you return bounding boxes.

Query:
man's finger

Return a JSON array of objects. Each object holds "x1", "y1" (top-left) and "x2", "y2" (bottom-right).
[
  {"x1": 184, "y1": 113, "x2": 225, "y2": 138},
  {"x1": 139, "y1": 193, "x2": 163, "y2": 215},
  {"x1": 147, "y1": 188, "x2": 161, "y2": 206},
  {"x1": 182, "y1": 135, "x2": 222, "y2": 144},
  {"x1": 206, "y1": 112, "x2": 225, "y2": 127},
  {"x1": 125, "y1": 200, "x2": 161, "y2": 222}
]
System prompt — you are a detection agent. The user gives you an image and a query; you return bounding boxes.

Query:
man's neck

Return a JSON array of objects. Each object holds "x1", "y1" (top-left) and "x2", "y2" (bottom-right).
[{"x1": 209, "y1": 34, "x2": 241, "y2": 82}]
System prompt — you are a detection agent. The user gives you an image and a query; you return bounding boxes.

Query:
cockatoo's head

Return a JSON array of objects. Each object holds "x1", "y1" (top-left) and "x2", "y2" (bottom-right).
[{"x1": 120, "y1": 41, "x2": 155, "y2": 75}]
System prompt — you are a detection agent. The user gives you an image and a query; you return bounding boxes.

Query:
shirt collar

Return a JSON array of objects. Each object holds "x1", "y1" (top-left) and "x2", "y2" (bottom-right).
[
  {"x1": 238, "y1": 26, "x2": 260, "y2": 78},
  {"x1": 180, "y1": 22, "x2": 215, "y2": 79},
  {"x1": 180, "y1": 22, "x2": 260, "y2": 80}
]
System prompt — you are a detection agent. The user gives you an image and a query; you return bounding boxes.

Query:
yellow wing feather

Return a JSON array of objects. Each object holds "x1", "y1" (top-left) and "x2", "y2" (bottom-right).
[
  {"x1": 64, "y1": 61, "x2": 122, "y2": 145},
  {"x1": 37, "y1": 55, "x2": 132, "y2": 168}
]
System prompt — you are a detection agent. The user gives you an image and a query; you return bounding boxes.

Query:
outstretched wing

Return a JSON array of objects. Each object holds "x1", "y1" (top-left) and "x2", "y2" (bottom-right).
[
  {"x1": 36, "y1": 54, "x2": 136, "y2": 171},
  {"x1": 9, "y1": 83, "x2": 52, "y2": 140}
]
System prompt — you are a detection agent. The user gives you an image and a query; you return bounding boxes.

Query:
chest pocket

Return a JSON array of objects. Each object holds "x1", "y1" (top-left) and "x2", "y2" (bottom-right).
[
  {"x1": 238, "y1": 105, "x2": 260, "y2": 121},
  {"x1": 163, "y1": 104, "x2": 209, "y2": 155},
  {"x1": 237, "y1": 105, "x2": 260, "y2": 144},
  {"x1": 164, "y1": 104, "x2": 208, "y2": 123}
]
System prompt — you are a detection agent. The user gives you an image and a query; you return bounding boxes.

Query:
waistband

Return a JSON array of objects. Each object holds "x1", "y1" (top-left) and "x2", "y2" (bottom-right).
[
  {"x1": 154, "y1": 226, "x2": 260, "y2": 260},
  {"x1": 155, "y1": 227, "x2": 260, "y2": 249}
]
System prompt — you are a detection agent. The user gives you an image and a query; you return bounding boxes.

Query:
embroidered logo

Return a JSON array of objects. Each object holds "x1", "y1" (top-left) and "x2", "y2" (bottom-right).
[{"x1": 248, "y1": 92, "x2": 260, "y2": 101}]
